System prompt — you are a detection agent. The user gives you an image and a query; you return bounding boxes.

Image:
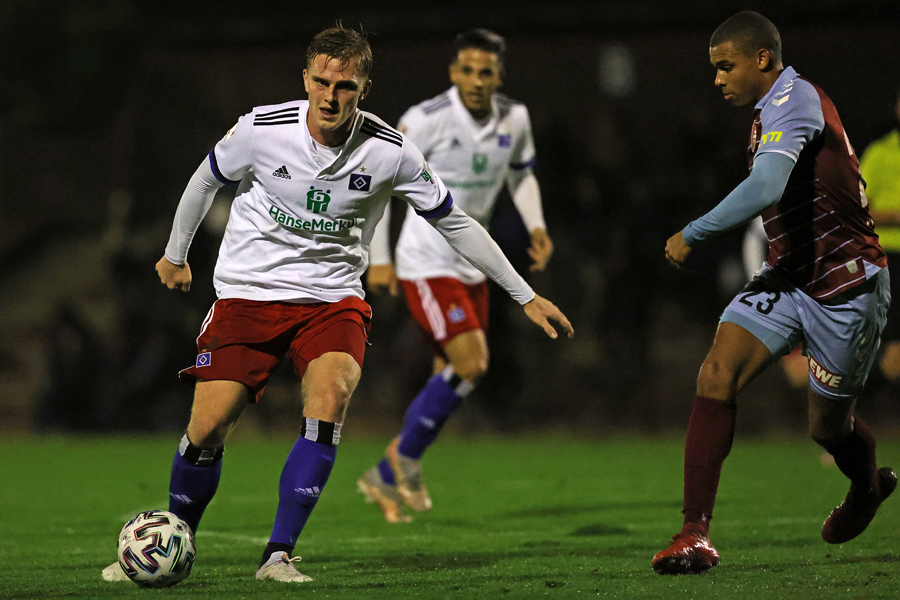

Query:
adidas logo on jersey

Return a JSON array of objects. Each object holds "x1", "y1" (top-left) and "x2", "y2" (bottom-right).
[{"x1": 273, "y1": 165, "x2": 291, "y2": 179}]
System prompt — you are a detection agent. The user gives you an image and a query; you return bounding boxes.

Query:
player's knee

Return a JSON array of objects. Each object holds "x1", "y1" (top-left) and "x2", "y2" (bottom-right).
[
  {"x1": 452, "y1": 353, "x2": 489, "y2": 384},
  {"x1": 808, "y1": 420, "x2": 850, "y2": 449},
  {"x1": 186, "y1": 414, "x2": 230, "y2": 447},
  {"x1": 696, "y1": 357, "x2": 739, "y2": 400},
  {"x1": 809, "y1": 426, "x2": 838, "y2": 449}
]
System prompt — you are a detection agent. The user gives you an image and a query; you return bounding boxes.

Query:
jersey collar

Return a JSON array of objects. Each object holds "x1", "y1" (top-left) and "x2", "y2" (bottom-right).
[
  {"x1": 754, "y1": 66, "x2": 798, "y2": 110},
  {"x1": 302, "y1": 103, "x2": 363, "y2": 178},
  {"x1": 449, "y1": 86, "x2": 499, "y2": 141}
]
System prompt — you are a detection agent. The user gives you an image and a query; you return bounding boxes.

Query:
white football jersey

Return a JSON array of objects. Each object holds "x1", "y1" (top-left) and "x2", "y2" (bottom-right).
[
  {"x1": 393, "y1": 86, "x2": 537, "y2": 283},
  {"x1": 210, "y1": 100, "x2": 450, "y2": 302}
]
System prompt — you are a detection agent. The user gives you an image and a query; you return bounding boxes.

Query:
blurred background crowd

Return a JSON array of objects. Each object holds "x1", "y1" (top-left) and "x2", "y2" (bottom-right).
[{"x1": 1, "y1": 0, "x2": 898, "y2": 435}]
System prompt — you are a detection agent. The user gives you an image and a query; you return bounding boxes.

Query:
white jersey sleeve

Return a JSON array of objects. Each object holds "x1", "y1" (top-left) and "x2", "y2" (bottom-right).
[
  {"x1": 390, "y1": 135, "x2": 535, "y2": 304},
  {"x1": 164, "y1": 158, "x2": 224, "y2": 265},
  {"x1": 210, "y1": 113, "x2": 254, "y2": 184},
  {"x1": 392, "y1": 138, "x2": 453, "y2": 219},
  {"x1": 429, "y1": 205, "x2": 535, "y2": 305}
]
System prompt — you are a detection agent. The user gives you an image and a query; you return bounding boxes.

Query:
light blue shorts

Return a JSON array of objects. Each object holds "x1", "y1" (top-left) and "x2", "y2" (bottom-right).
[{"x1": 720, "y1": 265, "x2": 891, "y2": 399}]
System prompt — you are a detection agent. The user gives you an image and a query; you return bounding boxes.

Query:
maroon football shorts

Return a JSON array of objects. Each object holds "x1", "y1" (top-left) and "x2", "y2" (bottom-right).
[
  {"x1": 179, "y1": 297, "x2": 371, "y2": 403},
  {"x1": 399, "y1": 277, "x2": 489, "y2": 354}
]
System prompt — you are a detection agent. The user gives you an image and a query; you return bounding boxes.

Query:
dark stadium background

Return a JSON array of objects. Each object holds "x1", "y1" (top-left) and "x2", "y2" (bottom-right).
[{"x1": 1, "y1": 0, "x2": 898, "y2": 435}]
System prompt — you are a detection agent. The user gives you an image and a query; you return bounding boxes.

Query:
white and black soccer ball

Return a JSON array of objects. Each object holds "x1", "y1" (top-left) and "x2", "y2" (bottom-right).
[{"x1": 117, "y1": 510, "x2": 196, "y2": 588}]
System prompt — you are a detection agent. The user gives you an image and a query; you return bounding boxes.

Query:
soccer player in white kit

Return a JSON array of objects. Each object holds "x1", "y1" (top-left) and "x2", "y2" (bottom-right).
[
  {"x1": 358, "y1": 29, "x2": 554, "y2": 523},
  {"x1": 101, "y1": 25, "x2": 572, "y2": 584}
]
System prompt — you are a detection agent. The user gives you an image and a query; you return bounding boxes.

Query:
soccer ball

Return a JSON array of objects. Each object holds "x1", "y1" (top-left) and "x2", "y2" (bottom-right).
[{"x1": 116, "y1": 510, "x2": 196, "y2": 588}]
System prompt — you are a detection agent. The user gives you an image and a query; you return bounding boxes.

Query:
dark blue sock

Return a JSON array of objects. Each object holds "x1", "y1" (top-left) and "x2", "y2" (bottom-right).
[
  {"x1": 269, "y1": 419, "x2": 340, "y2": 547},
  {"x1": 396, "y1": 366, "x2": 471, "y2": 460},
  {"x1": 168, "y1": 435, "x2": 223, "y2": 533}
]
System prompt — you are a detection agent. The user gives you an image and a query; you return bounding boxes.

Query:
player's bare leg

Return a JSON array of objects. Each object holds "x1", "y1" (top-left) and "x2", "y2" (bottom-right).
[
  {"x1": 653, "y1": 323, "x2": 772, "y2": 575},
  {"x1": 259, "y1": 351, "x2": 360, "y2": 583},
  {"x1": 103, "y1": 380, "x2": 247, "y2": 582},
  {"x1": 186, "y1": 380, "x2": 250, "y2": 446},
  {"x1": 393, "y1": 330, "x2": 486, "y2": 509},
  {"x1": 362, "y1": 329, "x2": 487, "y2": 521},
  {"x1": 809, "y1": 389, "x2": 897, "y2": 544}
]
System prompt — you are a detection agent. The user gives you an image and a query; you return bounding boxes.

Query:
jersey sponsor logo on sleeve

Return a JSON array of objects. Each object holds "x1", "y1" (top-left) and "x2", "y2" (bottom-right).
[
  {"x1": 760, "y1": 131, "x2": 783, "y2": 145},
  {"x1": 498, "y1": 134, "x2": 512, "y2": 147},
  {"x1": 349, "y1": 173, "x2": 371, "y2": 191},
  {"x1": 808, "y1": 357, "x2": 843, "y2": 389},
  {"x1": 772, "y1": 95, "x2": 790, "y2": 106},
  {"x1": 195, "y1": 352, "x2": 211, "y2": 368},
  {"x1": 307, "y1": 187, "x2": 331, "y2": 213},
  {"x1": 421, "y1": 161, "x2": 435, "y2": 184}
]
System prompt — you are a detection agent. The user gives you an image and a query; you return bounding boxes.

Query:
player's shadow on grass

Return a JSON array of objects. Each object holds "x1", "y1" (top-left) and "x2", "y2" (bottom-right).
[
  {"x1": 314, "y1": 545, "x2": 617, "y2": 575},
  {"x1": 323, "y1": 572, "x2": 551, "y2": 592},
  {"x1": 569, "y1": 523, "x2": 630, "y2": 536},
  {"x1": 500, "y1": 500, "x2": 678, "y2": 518},
  {"x1": 734, "y1": 537, "x2": 826, "y2": 550},
  {"x1": 724, "y1": 551, "x2": 900, "y2": 574}
]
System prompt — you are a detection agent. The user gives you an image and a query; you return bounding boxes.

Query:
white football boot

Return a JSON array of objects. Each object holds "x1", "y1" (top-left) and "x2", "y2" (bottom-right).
[
  {"x1": 101, "y1": 561, "x2": 130, "y2": 582},
  {"x1": 357, "y1": 466, "x2": 413, "y2": 523},
  {"x1": 255, "y1": 551, "x2": 312, "y2": 583},
  {"x1": 386, "y1": 438, "x2": 433, "y2": 512}
]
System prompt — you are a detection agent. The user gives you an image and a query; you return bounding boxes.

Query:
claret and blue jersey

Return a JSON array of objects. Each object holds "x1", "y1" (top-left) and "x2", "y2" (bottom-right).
[{"x1": 750, "y1": 66, "x2": 886, "y2": 300}]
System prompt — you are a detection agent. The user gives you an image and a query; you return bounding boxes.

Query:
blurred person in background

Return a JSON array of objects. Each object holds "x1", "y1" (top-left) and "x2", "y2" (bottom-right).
[
  {"x1": 859, "y1": 87, "x2": 900, "y2": 385},
  {"x1": 101, "y1": 24, "x2": 571, "y2": 585},
  {"x1": 655, "y1": 11, "x2": 895, "y2": 575},
  {"x1": 358, "y1": 28, "x2": 554, "y2": 523}
]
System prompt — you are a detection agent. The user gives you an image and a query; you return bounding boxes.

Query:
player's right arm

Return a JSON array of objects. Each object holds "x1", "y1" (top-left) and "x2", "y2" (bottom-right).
[
  {"x1": 670, "y1": 81, "x2": 823, "y2": 267},
  {"x1": 159, "y1": 115, "x2": 251, "y2": 291}
]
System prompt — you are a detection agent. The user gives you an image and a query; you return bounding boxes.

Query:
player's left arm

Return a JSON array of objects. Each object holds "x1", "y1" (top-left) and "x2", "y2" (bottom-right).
[
  {"x1": 506, "y1": 168, "x2": 552, "y2": 271},
  {"x1": 429, "y1": 205, "x2": 572, "y2": 339},
  {"x1": 391, "y1": 138, "x2": 572, "y2": 339},
  {"x1": 506, "y1": 106, "x2": 552, "y2": 271}
]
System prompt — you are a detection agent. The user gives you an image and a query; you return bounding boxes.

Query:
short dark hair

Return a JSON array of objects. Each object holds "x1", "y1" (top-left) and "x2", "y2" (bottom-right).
[
  {"x1": 453, "y1": 28, "x2": 506, "y2": 63},
  {"x1": 306, "y1": 23, "x2": 373, "y2": 80},
  {"x1": 711, "y1": 11, "x2": 782, "y2": 64}
]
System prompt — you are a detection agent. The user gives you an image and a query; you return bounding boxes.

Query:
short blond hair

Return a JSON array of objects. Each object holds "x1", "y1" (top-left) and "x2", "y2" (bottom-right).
[{"x1": 306, "y1": 24, "x2": 373, "y2": 80}]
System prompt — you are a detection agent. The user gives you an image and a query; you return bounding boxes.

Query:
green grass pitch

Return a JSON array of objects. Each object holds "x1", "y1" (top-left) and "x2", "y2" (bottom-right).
[{"x1": 1, "y1": 434, "x2": 898, "y2": 599}]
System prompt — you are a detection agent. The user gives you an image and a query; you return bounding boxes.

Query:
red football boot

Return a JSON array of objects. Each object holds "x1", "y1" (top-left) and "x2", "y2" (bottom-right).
[
  {"x1": 652, "y1": 525, "x2": 720, "y2": 575},
  {"x1": 822, "y1": 467, "x2": 897, "y2": 544}
]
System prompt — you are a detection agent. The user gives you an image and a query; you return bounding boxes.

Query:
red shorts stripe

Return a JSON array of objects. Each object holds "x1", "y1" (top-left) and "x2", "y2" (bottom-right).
[
  {"x1": 400, "y1": 277, "x2": 489, "y2": 352},
  {"x1": 179, "y1": 297, "x2": 371, "y2": 403}
]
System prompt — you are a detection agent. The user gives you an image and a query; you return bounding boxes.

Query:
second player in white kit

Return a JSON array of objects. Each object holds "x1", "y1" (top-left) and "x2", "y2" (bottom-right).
[{"x1": 360, "y1": 28, "x2": 555, "y2": 523}]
